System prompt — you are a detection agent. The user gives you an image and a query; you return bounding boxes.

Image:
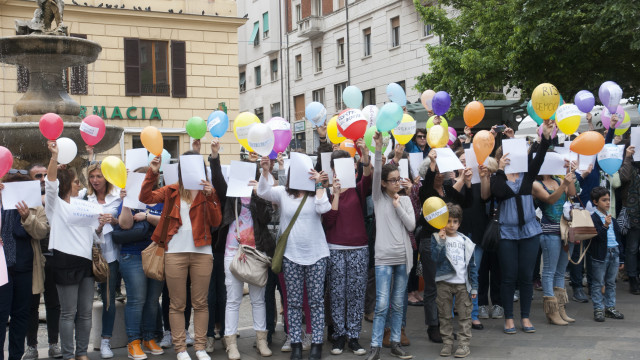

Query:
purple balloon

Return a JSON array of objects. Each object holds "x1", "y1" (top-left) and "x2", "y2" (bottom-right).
[
  {"x1": 574, "y1": 90, "x2": 595, "y2": 113},
  {"x1": 267, "y1": 117, "x2": 293, "y2": 153},
  {"x1": 432, "y1": 91, "x2": 451, "y2": 116},
  {"x1": 598, "y1": 81, "x2": 623, "y2": 113},
  {"x1": 269, "y1": 150, "x2": 278, "y2": 160}
]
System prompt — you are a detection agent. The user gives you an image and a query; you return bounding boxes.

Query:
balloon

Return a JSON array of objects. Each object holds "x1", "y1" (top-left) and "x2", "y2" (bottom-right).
[
  {"x1": 427, "y1": 125, "x2": 448, "y2": 149},
  {"x1": 615, "y1": 111, "x2": 631, "y2": 136},
  {"x1": 463, "y1": 101, "x2": 485, "y2": 127},
  {"x1": 426, "y1": 115, "x2": 448, "y2": 130},
  {"x1": 362, "y1": 105, "x2": 379, "y2": 128},
  {"x1": 248, "y1": 123, "x2": 275, "y2": 157},
  {"x1": 337, "y1": 109, "x2": 367, "y2": 140},
  {"x1": 555, "y1": 104, "x2": 581, "y2": 135},
  {"x1": 234, "y1": 112, "x2": 260, "y2": 152},
  {"x1": 101, "y1": 156, "x2": 127, "y2": 189},
  {"x1": 549, "y1": 94, "x2": 565, "y2": 122},
  {"x1": 56, "y1": 137, "x2": 77, "y2": 165},
  {"x1": 421, "y1": 90, "x2": 436, "y2": 111},
  {"x1": 473, "y1": 130, "x2": 494, "y2": 165},
  {"x1": 267, "y1": 117, "x2": 292, "y2": 153},
  {"x1": 432, "y1": 91, "x2": 451, "y2": 116},
  {"x1": 305, "y1": 102, "x2": 327, "y2": 126},
  {"x1": 207, "y1": 110, "x2": 230, "y2": 137},
  {"x1": 0, "y1": 147, "x2": 13, "y2": 178},
  {"x1": 376, "y1": 103, "x2": 404, "y2": 132},
  {"x1": 392, "y1": 114, "x2": 416, "y2": 145},
  {"x1": 574, "y1": 90, "x2": 595, "y2": 113},
  {"x1": 39, "y1": 113, "x2": 63, "y2": 140},
  {"x1": 423, "y1": 197, "x2": 449, "y2": 229},
  {"x1": 80, "y1": 115, "x2": 106, "y2": 146},
  {"x1": 570, "y1": 131, "x2": 605, "y2": 156},
  {"x1": 531, "y1": 83, "x2": 560, "y2": 120},
  {"x1": 597, "y1": 144, "x2": 624, "y2": 176},
  {"x1": 527, "y1": 100, "x2": 544, "y2": 125},
  {"x1": 339, "y1": 139, "x2": 357, "y2": 157},
  {"x1": 364, "y1": 126, "x2": 390, "y2": 153},
  {"x1": 147, "y1": 149, "x2": 171, "y2": 172},
  {"x1": 601, "y1": 105, "x2": 625, "y2": 130},
  {"x1": 447, "y1": 127, "x2": 457, "y2": 146},
  {"x1": 186, "y1": 116, "x2": 207, "y2": 139},
  {"x1": 598, "y1": 81, "x2": 623, "y2": 113},
  {"x1": 327, "y1": 116, "x2": 346, "y2": 144},
  {"x1": 386, "y1": 83, "x2": 407, "y2": 106},
  {"x1": 141, "y1": 126, "x2": 164, "y2": 156},
  {"x1": 342, "y1": 86, "x2": 363, "y2": 109}
]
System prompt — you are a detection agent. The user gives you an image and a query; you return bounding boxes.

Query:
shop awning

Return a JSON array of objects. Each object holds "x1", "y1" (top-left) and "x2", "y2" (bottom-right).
[{"x1": 249, "y1": 22, "x2": 259, "y2": 43}]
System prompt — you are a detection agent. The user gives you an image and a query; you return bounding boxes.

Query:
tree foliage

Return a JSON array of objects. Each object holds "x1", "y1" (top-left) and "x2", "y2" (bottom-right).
[{"x1": 414, "y1": 0, "x2": 640, "y2": 116}]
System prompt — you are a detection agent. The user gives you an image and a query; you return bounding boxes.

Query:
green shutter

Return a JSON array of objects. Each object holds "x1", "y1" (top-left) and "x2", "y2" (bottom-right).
[
  {"x1": 263, "y1": 12, "x2": 269, "y2": 32},
  {"x1": 249, "y1": 21, "x2": 259, "y2": 43}
]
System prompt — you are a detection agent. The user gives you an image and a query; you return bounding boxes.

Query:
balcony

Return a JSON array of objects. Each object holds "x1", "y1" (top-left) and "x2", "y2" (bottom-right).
[{"x1": 297, "y1": 16, "x2": 324, "y2": 38}]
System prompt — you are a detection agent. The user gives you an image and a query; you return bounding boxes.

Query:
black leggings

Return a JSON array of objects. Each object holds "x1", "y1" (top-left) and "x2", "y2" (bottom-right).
[
  {"x1": 478, "y1": 250, "x2": 501, "y2": 307},
  {"x1": 498, "y1": 236, "x2": 539, "y2": 319}
]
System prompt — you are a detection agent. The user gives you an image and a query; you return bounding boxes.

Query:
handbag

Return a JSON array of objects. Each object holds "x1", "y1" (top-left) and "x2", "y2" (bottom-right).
[
  {"x1": 481, "y1": 199, "x2": 500, "y2": 252},
  {"x1": 92, "y1": 243, "x2": 110, "y2": 309},
  {"x1": 271, "y1": 194, "x2": 308, "y2": 274},
  {"x1": 560, "y1": 199, "x2": 597, "y2": 244},
  {"x1": 230, "y1": 245, "x2": 272, "y2": 287},
  {"x1": 617, "y1": 207, "x2": 630, "y2": 236},
  {"x1": 142, "y1": 195, "x2": 176, "y2": 281},
  {"x1": 111, "y1": 220, "x2": 151, "y2": 245}
]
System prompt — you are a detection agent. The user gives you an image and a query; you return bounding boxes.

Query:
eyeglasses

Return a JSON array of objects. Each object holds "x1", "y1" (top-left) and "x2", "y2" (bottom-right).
[
  {"x1": 384, "y1": 177, "x2": 402, "y2": 184},
  {"x1": 34, "y1": 173, "x2": 47, "y2": 179},
  {"x1": 8, "y1": 169, "x2": 28, "y2": 175},
  {"x1": 416, "y1": 135, "x2": 426, "y2": 139}
]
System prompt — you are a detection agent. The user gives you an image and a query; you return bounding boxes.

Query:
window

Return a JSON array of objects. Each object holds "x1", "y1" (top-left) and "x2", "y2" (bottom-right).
[
  {"x1": 334, "y1": 82, "x2": 347, "y2": 111},
  {"x1": 270, "y1": 58, "x2": 278, "y2": 82},
  {"x1": 271, "y1": 102, "x2": 281, "y2": 118},
  {"x1": 337, "y1": 38, "x2": 345, "y2": 65},
  {"x1": 363, "y1": 28, "x2": 371, "y2": 57},
  {"x1": 294, "y1": 94, "x2": 305, "y2": 120},
  {"x1": 314, "y1": 47, "x2": 322, "y2": 73},
  {"x1": 390, "y1": 17, "x2": 400, "y2": 48},
  {"x1": 423, "y1": 23, "x2": 433, "y2": 37},
  {"x1": 133, "y1": 135, "x2": 179, "y2": 163},
  {"x1": 312, "y1": 88, "x2": 325, "y2": 104},
  {"x1": 314, "y1": 0, "x2": 322, "y2": 16},
  {"x1": 337, "y1": 0, "x2": 345, "y2": 9},
  {"x1": 363, "y1": 88, "x2": 376, "y2": 106},
  {"x1": 139, "y1": 40, "x2": 169, "y2": 96},
  {"x1": 239, "y1": 71, "x2": 246, "y2": 92},
  {"x1": 255, "y1": 107, "x2": 264, "y2": 122},
  {"x1": 295, "y1": 55, "x2": 302, "y2": 79},
  {"x1": 296, "y1": 5, "x2": 302, "y2": 23},
  {"x1": 254, "y1": 66, "x2": 262, "y2": 87},
  {"x1": 125, "y1": 39, "x2": 186, "y2": 97},
  {"x1": 263, "y1": 12, "x2": 269, "y2": 38},
  {"x1": 250, "y1": 21, "x2": 260, "y2": 46}
]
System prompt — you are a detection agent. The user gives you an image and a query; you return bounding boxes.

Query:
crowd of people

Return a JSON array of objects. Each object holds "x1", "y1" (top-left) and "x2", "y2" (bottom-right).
[{"x1": 1, "y1": 111, "x2": 637, "y2": 360}]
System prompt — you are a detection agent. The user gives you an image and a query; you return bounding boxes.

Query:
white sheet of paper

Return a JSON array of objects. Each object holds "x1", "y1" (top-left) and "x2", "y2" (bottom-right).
[
  {"x1": 579, "y1": 155, "x2": 597, "y2": 171},
  {"x1": 435, "y1": 148, "x2": 464, "y2": 173},
  {"x1": 0, "y1": 181, "x2": 42, "y2": 209},
  {"x1": 179, "y1": 155, "x2": 206, "y2": 190},
  {"x1": 321, "y1": 152, "x2": 333, "y2": 185},
  {"x1": 334, "y1": 158, "x2": 356, "y2": 189},
  {"x1": 163, "y1": 163, "x2": 179, "y2": 186},
  {"x1": 221, "y1": 165, "x2": 230, "y2": 184},
  {"x1": 503, "y1": 139, "x2": 528, "y2": 174},
  {"x1": 0, "y1": 246, "x2": 7, "y2": 286},
  {"x1": 126, "y1": 148, "x2": 149, "y2": 171},
  {"x1": 283, "y1": 159, "x2": 291, "y2": 176},
  {"x1": 102, "y1": 223, "x2": 113, "y2": 235},
  {"x1": 632, "y1": 127, "x2": 640, "y2": 162},
  {"x1": 67, "y1": 199, "x2": 102, "y2": 228},
  {"x1": 398, "y1": 159, "x2": 409, "y2": 180},
  {"x1": 123, "y1": 172, "x2": 147, "y2": 210},
  {"x1": 464, "y1": 148, "x2": 482, "y2": 184},
  {"x1": 409, "y1": 152, "x2": 424, "y2": 180},
  {"x1": 227, "y1": 161, "x2": 256, "y2": 198},
  {"x1": 538, "y1": 152, "x2": 567, "y2": 175},
  {"x1": 289, "y1": 152, "x2": 315, "y2": 192}
]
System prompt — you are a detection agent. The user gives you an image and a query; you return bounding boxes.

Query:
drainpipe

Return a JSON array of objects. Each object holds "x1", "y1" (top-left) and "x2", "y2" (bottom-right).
[
  {"x1": 284, "y1": 0, "x2": 291, "y2": 122},
  {"x1": 278, "y1": 0, "x2": 285, "y2": 119},
  {"x1": 345, "y1": 0, "x2": 351, "y2": 84}
]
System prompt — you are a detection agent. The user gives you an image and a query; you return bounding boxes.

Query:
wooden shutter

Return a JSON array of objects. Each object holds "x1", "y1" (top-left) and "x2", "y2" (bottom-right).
[
  {"x1": 171, "y1": 40, "x2": 187, "y2": 98},
  {"x1": 70, "y1": 34, "x2": 88, "y2": 95},
  {"x1": 124, "y1": 38, "x2": 141, "y2": 96}
]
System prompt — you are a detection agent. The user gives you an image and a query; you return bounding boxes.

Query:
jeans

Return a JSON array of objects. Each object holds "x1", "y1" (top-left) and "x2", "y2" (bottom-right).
[
  {"x1": 540, "y1": 234, "x2": 574, "y2": 296},
  {"x1": 470, "y1": 246, "x2": 483, "y2": 321},
  {"x1": 371, "y1": 264, "x2": 407, "y2": 347},
  {"x1": 0, "y1": 270, "x2": 32, "y2": 360},
  {"x1": 478, "y1": 250, "x2": 501, "y2": 306},
  {"x1": 207, "y1": 252, "x2": 226, "y2": 337},
  {"x1": 590, "y1": 248, "x2": 620, "y2": 310},
  {"x1": 223, "y1": 256, "x2": 266, "y2": 335},
  {"x1": 57, "y1": 276, "x2": 94, "y2": 360},
  {"x1": 119, "y1": 253, "x2": 164, "y2": 342},
  {"x1": 498, "y1": 236, "x2": 539, "y2": 319},
  {"x1": 99, "y1": 260, "x2": 119, "y2": 338},
  {"x1": 384, "y1": 289, "x2": 408, "y2": 329},
  {"x1": 419, "y1": 237, "x2": 439, "y2": 327},
  {"x1": 27, "y1": 256, "x2": 60, "y2": 346},
  {"x1": 625, "y1": 227, "x2": 640, "y2": 277}
]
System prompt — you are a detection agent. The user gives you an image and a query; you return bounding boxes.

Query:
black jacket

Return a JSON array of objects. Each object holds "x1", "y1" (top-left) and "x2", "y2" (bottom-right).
[{"x1": 589, "y1": 212, "x2": 625, "y2": 264}]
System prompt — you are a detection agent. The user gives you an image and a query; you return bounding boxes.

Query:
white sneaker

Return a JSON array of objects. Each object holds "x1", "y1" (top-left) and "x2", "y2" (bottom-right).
[
  {"x1": 195, "y1": 350, "x2": 211, "y2": 360},
  {"x1": 302, "y1": 333, "x2": 312, "y2": 351},
  {"x1": 205, "y1": 337, "x2": 215, "y2": 353},
  {"x1": 101, "y1": 339, "x2": 114, "y2": 359},
  {"x1": 185, "y1": 331, "x2": 195, "y2": 346},
  {"x1": 176, "y1": 351, "x2": 191, "y2": 360},
  {"x1": 281, "y1": 334, "x2": 292, "y2": 352},
  {"x1": 159, "y1": 331, "x2": 173, "y2": 348},
  {"x1": 22, "y1": 345, "x2": 38, "y2": 360}
]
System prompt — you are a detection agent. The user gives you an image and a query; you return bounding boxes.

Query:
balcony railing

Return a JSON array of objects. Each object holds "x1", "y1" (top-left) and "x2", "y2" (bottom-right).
[{"x1": 297, "y1": 16, "x2": 324, "y2": 38}]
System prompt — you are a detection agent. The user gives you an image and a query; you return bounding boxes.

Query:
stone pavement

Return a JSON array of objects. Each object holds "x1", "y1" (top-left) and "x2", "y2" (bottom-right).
[{"x1": 6, "y1": 284, "x2": 640, "y2": 359}]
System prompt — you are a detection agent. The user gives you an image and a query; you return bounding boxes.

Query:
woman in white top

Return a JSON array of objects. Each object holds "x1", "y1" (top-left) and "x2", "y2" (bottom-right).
[{"x1": 256, "y1": 156, "x2": 330, "y2": 360}]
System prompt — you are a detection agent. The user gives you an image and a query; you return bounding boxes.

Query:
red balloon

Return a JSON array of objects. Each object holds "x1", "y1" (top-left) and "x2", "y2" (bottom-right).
[
  {"x1": 0, "y1": 146, "x2": 13, "y2": 178},
  {"x1": 336, "y1": 109, "x2": 367, "y2": 141},
  {"x1": 80, "y1": 115, "x2": 107, "y2": 146},
  {"x1": 39, "y1": 113, "x2": 64, "y2": 140}
]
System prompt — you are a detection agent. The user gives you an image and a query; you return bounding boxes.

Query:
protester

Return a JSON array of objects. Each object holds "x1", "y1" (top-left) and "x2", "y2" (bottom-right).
[
  {"x1": 405, "y1": 128, "x2": 429, "y2": 158},
  {"x1": 619, "y1": 144, "x2": 640, "y2": 295}
]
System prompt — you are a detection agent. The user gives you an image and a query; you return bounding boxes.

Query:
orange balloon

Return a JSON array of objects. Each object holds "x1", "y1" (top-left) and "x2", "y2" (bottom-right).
[
  {"x1": 339, "y1": 139, "x2": 356, "y2": 157},
  {"x1": 464, "y1": 101, "x2": 485, "y2": 127},
  {"x1": 141, "y1": 126, "x2": 164, "y2": 156},
  {"x1": 473, "y1": 130, "x2": 494, "y2": 165},
  {"x1": 570, "y1": 131, "x2": 605, "y2": 156}
]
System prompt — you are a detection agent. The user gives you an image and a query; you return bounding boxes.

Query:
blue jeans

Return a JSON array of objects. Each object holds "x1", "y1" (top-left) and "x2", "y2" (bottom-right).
[
  {"x1": 540, "y1": 234, "x2": 574, "y2": 297},
  {"x1": 590, "y1": 248, "x2": 619, "y2": 310},
  {"x1": 384, "y1": 289, "x2": 408, "y2": 329},
  {"x1": 470, "y1": 246, "x2": 483, "y2": 321},
  {"x1": 498, "y1": 236, "x2": 539, "y2": 319},
  {"x1": 372, "y1": 264, "x2": 407, "y2": 347},
  {"x1": 99, "y1": 260, "x2": 119, "y2": 338},
  {"x1": 119, "y1": 254, "x2": 164, "y2": 342}
]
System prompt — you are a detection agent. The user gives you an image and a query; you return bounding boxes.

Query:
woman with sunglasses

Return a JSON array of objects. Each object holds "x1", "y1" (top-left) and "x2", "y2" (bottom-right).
[{"x1": 405, "y1": 128, "x2": 430, "y2": 159}]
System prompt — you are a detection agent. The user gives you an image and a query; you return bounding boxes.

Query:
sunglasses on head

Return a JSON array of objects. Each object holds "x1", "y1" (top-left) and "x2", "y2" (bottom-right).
[
  {"x1": 8, "y1": 169, "x2": 28, "y2": 175},
  {"x1": 89, "y1": 160, "x2": 102, "y2": 165}
]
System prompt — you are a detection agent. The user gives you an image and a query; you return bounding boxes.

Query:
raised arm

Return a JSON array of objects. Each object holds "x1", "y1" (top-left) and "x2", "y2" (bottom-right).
[
  {"x1": 372, "y1": 131, "x2": 384, "y2": 201},
  {"x1": 257, "y1": 156, "x2": 280, "y2": 204},
  {"x1": 139, "y1": 157, "x2": 170, "y2": 204},
  {"x1": 209, "y1": 138, "x2": 228, "y2": 206}
]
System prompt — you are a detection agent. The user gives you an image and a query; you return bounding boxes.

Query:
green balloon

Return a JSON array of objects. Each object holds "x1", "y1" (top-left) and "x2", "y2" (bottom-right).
[
  {"x1": 186, "y1": 116, "x2": 207, "y2": 139},
  {"x1": 364, "y1": 126, "x2": 390, "y2": 153}
]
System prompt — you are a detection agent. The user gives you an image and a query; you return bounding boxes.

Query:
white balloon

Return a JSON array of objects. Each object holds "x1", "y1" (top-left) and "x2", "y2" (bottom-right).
[
  {"x1": 362, "y1": 105, "x2": 379, "y2": 128},
  {"x1": 57, "y1": 137, "x2": 77, "y2": 165},
  {"x1": 247, "y1": 123, "x2": 275, "y2": 157}
]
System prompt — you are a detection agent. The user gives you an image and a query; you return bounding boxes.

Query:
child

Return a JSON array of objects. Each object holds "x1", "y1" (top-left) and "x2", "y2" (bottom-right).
[
  {"x1": 431, "y1": 203, "x2": 477, "y2": 358},
  {"x1": 589, "y1": 186, "x2": 625, "y2": 322}
]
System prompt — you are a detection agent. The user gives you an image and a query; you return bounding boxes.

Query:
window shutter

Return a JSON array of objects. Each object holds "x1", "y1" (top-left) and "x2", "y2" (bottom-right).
[
  {"x1": 124, "y1": 38, "x2": 141, "y2": 96},
  {"x1": 391, "y1": 17, "x2": 400, "y2": 28},
  {"x1": 70, "y1": 34, "x2": 88, "y2": 95},
  {"x1": 171, "y1": 40, "x2": 187, "y2": 98}
]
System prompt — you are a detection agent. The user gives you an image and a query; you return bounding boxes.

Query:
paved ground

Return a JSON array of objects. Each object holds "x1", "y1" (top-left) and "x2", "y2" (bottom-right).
[{"x1": 5, "y1": 282, "x2": 640, "y2": 360}]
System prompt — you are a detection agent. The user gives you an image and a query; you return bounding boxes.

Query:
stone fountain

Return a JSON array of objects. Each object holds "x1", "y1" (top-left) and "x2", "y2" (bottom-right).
[{"x1": 0, "y1": 0, "x2": 123, "y2": 163}]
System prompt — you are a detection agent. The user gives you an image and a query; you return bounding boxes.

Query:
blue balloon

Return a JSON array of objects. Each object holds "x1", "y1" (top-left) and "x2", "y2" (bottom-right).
[
  {"x1": 342, "y1": 86, "x2": 363, "y2": 109},
  {"x1": 207, "y1": 110, "x2": 229, "y2": 138},
  {"x1": 148, "y1": 149, "x2": 171, "y2": 172},
  {"x1": 527, "y1": 100, "x2": 543, "y2": 125},
  {"x1": 386, "y1": 83, "x2": 407, "y2": 106},
  {"x1": 599, "y1": 158, "x2": 622, "y2": 176},
  {"x1": 305, "y1": 102, "x2": 327, "y2": 126},
  {"x1": 376, "y1": 103, "x2": 404, "y2": 132},
  {"x1": 598, "y1": 144, "x2": 623, "y2": 176}
]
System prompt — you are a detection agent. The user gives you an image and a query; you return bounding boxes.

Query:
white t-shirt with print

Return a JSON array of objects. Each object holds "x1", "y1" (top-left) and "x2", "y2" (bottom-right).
[{"x1": 446, "y1": 235, "x2": 467, "y2": 284}]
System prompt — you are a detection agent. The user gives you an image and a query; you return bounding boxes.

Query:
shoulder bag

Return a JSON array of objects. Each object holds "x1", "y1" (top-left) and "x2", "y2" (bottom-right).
[
  {"x1": 92, "y1": 243, "x2": 110, "y2": 309},
  {"x1": 142, "y1": 194, "x2": 176, "y2": 281},
  {"x1": 271, "y1": 194, "x2": 308, "y2": 274},
  {"x1": 560, "y1": 198, "x2": 596, "y2": 265}
]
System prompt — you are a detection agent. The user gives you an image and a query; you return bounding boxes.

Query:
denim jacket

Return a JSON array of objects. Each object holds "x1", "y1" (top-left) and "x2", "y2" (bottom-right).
[{"x1": 431, "y1": 232, "x2": 478, "y2": 294}]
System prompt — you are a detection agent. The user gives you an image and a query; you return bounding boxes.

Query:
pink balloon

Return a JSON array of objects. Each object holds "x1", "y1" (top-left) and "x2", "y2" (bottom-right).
[
  {"x1": 39, "y1": 113, "x2": 64, "y2": 140},
  {"x1": 267, "y1": 117, "x2": 292, "y2": 153},
  {"x1": 0, "y1": 147, "x2": 13, "y2": 178},
  {"x1": 447, "y1": 127, "x2": 457, "y2": 146},
  {"x1": 600, "y1": 105, "x2": 624, "y2": 130},
  {"x1": 80, "y1": 115, "x2": 106, "y2": 146}
]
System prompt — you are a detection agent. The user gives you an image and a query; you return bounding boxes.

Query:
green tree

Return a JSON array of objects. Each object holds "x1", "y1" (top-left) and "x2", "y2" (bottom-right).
[{"x1": 414, "y1": 0, "x2": 640, "y2": 116}]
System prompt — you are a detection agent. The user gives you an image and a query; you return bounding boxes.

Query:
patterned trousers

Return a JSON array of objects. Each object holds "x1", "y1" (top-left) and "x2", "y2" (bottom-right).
[{"x1": 328, "y1": 248, "x2": 368, "y2": 340}]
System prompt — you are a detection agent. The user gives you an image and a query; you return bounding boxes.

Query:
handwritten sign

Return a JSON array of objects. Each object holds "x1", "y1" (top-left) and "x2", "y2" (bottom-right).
[
  {"x1": 80, "y1": 121, "x2": 99, "y2": 136},
  {"x1": 67, "y1": 199, "x2": 102, "y2": 228},
  {"x1": 393, "y1": 121, "x2": 416, "y2": 136},
  {"x1": 235, "y1": 124, "x2": 254, "y2": 139},
  {"x1": 337, "y1": 109, "x2": 365, "y2": 131}
]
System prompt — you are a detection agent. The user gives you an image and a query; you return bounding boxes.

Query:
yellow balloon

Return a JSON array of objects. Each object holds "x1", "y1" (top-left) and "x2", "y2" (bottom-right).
[
  {"x1": 426, "y1": 115, "x2": 448, "y2": 130},
  {"x1": 427, "y1": 125, "x2": 448, "y2": 148},
  {"x1": 531, "y1": 83, "x2": 560, "y2": 120},
  {"x1": 392, "y1": 114, "x2": 417, "y2": 145},
  {"x1": 423, "y1": 197, "x2": 449, "y2": 229},
  {"x1": 101, "y1": 156, "x2": 127, "y2": 189},
  {"x1": 327, "y1": 116, "x2": 346, "y2": 144},
  {"x1": 234, "y1": 112, "x2": 260, "y2": 152},
  {"x1": 555, "y1": 104, "x2": 581, "y2": 135},
  {"x1": 615, "y1": 111, "x2": 631, "y2": 136}
]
